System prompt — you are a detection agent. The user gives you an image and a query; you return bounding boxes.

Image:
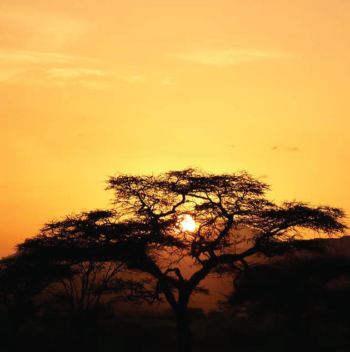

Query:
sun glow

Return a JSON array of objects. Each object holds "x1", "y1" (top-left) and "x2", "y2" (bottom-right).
[{"x1": 178, "y1": 214, "x2": 196, "y2": 232}]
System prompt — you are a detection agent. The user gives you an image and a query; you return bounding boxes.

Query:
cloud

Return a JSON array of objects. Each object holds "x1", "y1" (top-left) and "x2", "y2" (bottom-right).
[
  {"x1": 161, "y1": 76, "x2": 176, "y2": 86},
  {"x1": 0, "y1": 64, "x2": 111, "y2": 89},
  {"x1": 123, "y1": 75, "x2": 147, "y2": 83},
  {"x1": 0, "y1": 48, "x2": 88, "y2": 83},
  {"x1": 0, "y1": 7, "x2": 87, "y2": 51},
  {"x1": 46, "y1": 68, "x2": 108, "y2": 79},
  {"x1": 0, "y1": 49, "x2": 110, "y2": 88},
  {"x1": 0, "y1": 49, "x2": 79, "y2": 65},
  {"x1": 176, "y1": 48, "x2": 289, "y2": 66},
  {"x1": 69, "y1": 81, "x2": 110, "y2": 89},
  {"x1": 45, "y1": 68, "x2": 111, "y2": 89},
  {"x1": 0, "y1": 7, "x2": 104, "y2": 88},
  {"x1": 0, "y1": 68, "x2": 24, "y2": 82}
]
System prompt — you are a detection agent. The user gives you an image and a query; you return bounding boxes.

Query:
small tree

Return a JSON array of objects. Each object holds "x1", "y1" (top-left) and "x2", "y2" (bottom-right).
[
  {"x1": 52, "y1": 260, "x2": 125, "y2": 325},
  {"x1": 17, "y1": 168, "x2": 348, "y2": 352},
  {"x1": 17, "y1": 211, "x2": 127, "y2": 330}
]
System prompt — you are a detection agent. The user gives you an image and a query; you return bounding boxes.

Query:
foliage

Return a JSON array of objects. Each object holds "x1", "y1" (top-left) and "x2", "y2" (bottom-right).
[
  {"x1": 16, "y1": 210, "x2": 140, "y2": 325},
  {"x1": 16, "y1": 168, "x2": 348, "y2": 352},
  {"x1": 221, "y1": 253, "x2": 350, "y2": 320},
  {"x1": 0, "y1": 253, "x2": 66, "y2": 336}
]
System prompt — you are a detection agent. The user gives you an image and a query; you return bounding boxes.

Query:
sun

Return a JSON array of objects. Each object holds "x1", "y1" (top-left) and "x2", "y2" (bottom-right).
[{"x1": 178, "y1": 214, "x2": 196, "y2": 232}]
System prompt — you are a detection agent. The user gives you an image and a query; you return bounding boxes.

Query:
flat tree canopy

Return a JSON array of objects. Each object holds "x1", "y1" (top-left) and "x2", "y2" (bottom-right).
[{"x1": 17, "y1": 168, "x2": 348, "y2": 352}]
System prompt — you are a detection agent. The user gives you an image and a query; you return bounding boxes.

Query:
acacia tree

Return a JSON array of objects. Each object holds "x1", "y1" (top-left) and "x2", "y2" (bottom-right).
[
  {"x1": 17, "y1": 168, "x2": 347, "y2": 352},
  {"x1": 104, "y1": 168, "x2": 347, "y2": 351},
  {"x1": 17, "y1": 211, "x2": 128, "y2": 329}
]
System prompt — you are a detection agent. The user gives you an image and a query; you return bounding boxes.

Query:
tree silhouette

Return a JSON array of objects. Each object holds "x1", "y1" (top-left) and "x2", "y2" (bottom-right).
[
  {"x1": 0, "y1": 253, "x2": 66, "y2": 338},
  {"x1": 17, "y1": 168, "x2": 348, "y2": 352},
  {"x1": 51, "y1": 260, "x2": 125, "y2": 326},
  {"x1": 221, "y1": 253, "x2": 350, "y2": 349},
  {"x1": 15, "y1": 210, "x2": 132, "y2": 337}
]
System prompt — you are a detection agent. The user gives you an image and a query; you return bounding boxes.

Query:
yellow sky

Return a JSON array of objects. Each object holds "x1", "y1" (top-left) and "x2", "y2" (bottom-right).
[{"x1": 1, "y1": 0, "x2": 350, "y2": 257}]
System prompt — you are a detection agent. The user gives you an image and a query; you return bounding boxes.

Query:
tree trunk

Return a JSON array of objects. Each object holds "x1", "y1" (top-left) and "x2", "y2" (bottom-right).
[{"x1": 176, "y1": 305, "x2": 194, "y2": 352}]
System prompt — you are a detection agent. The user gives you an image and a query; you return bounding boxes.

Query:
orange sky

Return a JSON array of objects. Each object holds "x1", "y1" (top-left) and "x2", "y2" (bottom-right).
[{"x1": 1, "y1": 0, "x2": 350, "y2": 257}]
